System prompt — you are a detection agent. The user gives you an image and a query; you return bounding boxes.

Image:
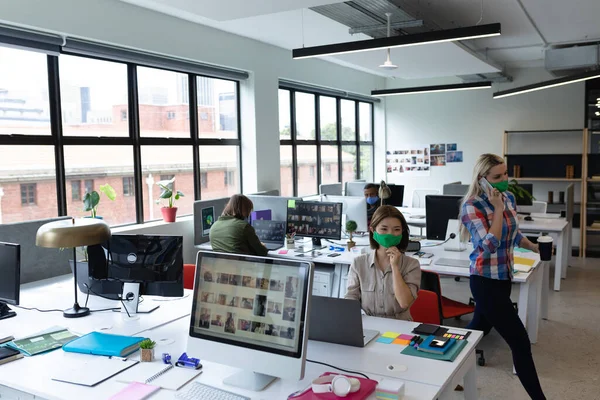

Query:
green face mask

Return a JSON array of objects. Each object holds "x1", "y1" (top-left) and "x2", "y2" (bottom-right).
[
  {"x1": 489, "y1": 180, "x2": 509, "y2": 193},
  {"x1": 372, "y1": 231, "x2": 403, "y2": 248}
]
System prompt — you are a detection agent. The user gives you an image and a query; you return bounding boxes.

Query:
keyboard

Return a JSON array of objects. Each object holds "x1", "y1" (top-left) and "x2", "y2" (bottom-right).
[
  {"x1": 435, "y1": 258, "x2": 470, "y2": 268},
  {"x1": 175, "y1": 382, "x2": 250, "y2": 400}
]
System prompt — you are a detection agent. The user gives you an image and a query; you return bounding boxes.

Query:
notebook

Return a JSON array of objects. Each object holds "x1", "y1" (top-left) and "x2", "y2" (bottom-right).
[
  {"x1": 513, "y1": 256, "x2": 536, "y2": 273},
  {"x1": 401, "y1": 339, "x2": 468, "y2": 362},
  {"x1": 6, "y1": 327, "x2": 78, "y2": 356},
  {"x1": 116, "y1": 362, "x2": 203, "y2": 390},
  {"x1": 52, "y1": 357, "x2": 139, "y2": 386},
  {"x1": 0, "y1": 347, "x2": 23, "y2": 366},
  {"x1": 62, "y1": 332, "x2": 145, "y2": 357},
  {"x1": 417, "y1": 335, "x2": 456, "y2": 355},
  {"x1": 109, "y1": 382, "x2": 160, "y2": 400}
]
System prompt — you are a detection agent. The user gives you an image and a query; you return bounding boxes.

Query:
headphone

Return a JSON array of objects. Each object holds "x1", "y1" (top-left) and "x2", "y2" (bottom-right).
[{"x1": 312, "y1": 375, "x2": 360, "y2": 397}]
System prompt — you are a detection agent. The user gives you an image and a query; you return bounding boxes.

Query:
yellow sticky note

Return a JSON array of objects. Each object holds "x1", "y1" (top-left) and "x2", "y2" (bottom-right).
[
  {"x1": 287, "y1": 200, "x2": 296, "y2": 208},
  {"x1": 514, "y1": 257, "x2": 535, "y2": 267},
  {"x1": 382, "y1": 331, "x2": 400, "y2": 339}
]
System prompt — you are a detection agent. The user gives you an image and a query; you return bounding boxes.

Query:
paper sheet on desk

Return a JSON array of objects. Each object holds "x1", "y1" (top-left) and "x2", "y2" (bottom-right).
[{"x1": 52, "y1": 356, "x2": 139, "y2": 386}]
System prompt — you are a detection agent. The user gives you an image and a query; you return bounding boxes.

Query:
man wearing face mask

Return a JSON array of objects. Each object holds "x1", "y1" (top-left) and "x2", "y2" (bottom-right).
[
  {"x1": 345, "y1": 206, "x2": 421, "y2": 320},
  {"x1": 363, "y1": 183, "x2": 380, "y2": 226}
]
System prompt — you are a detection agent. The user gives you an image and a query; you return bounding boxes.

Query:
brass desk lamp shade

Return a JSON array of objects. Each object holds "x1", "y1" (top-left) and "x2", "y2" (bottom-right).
[{"x1": 36, "y1": 218, "x2": 111, "y2": 318}]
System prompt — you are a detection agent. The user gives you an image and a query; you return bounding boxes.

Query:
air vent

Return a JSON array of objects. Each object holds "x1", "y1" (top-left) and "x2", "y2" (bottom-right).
[{"x1": 545, "y1": 45, "x2": 600, "y2": 77}]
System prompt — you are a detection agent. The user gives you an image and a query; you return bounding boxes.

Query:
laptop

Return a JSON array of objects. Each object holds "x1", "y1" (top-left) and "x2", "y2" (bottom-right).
[
  {"x1": 251, "y1": 220, "x2": 286, "y2": 250},
  {"x1": 309, "y1": 296, "x2": 379, "y2": 347}
]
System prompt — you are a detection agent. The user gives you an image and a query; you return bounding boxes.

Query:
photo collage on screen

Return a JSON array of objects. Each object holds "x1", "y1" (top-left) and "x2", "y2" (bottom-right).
[
  {"x1": 287, "y1": 202, "x2": 342, "y2": 239},
  {"x1": 196, "y1": 260, "x2": 302, "y2": 348}
]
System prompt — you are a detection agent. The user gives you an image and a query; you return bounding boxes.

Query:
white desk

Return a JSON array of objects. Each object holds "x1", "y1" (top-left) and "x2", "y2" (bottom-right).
[{"x1": 416, "y1": 246, "x2": 547, "y2": 344}]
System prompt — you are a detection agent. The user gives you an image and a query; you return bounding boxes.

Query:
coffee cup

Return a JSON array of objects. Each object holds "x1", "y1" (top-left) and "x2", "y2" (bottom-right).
[{"x1": 537, "y1": 236, "x2": 553, "y2": 261}]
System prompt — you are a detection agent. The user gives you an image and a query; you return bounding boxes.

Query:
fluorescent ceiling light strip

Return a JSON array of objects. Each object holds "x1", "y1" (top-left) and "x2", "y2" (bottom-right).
[
  {"x1": 292, "y1": 23, "x2": 500, "y2": 59},
  {"x1": 371, "y1": 82, "x2": 492, "y2": 97},
  {"x1": 493, "y1": 71, "x2": 600, "y2": 99}
]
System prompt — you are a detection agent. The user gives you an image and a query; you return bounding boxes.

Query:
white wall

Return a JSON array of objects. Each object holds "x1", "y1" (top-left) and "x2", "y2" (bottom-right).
[
  {"x1": 384, "y1": 68, "x2": 585, "y2": 204},
  {"x1": 0, "y1": 0, "x2": 384, "y2": 193}
]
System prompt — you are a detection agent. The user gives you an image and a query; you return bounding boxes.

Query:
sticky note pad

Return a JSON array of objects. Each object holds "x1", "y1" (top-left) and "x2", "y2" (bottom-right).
[
  {"x1": 398, "y1": 334, "x2": 414, "y2": 341},
  {"x1": 278, "y1": 250, "x2": 288, "y2": 254},
  {"x1": 514, "y1": 256, "x2": 535, "y2": 266},
  {"x1": 287, "y1": 200, "x2": 296, "y2": 208},
  {"x1": 382, "y1": 332, "x2": 400, "y2": 339},
  {"x1": 392, "y1": 338, "x2": 410, "y2": 345},
  {"x1": 376, "y1": 337, "x2": 395, "y2": 344}
]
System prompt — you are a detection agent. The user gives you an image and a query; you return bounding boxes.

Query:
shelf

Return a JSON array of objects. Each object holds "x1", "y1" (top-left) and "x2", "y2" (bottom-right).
[
  {"x1": 587, "y1": 179, "x2": 600, "y2": 182},
  {"x1": 587, "y1": 228, "x2": 600, "y2": 232},
  {"x1": 505, "y1": 153, "x2": 582, "y2": 157},
  {"x1": 509, "y1": 177, "x2": 581, "y2": 182}
]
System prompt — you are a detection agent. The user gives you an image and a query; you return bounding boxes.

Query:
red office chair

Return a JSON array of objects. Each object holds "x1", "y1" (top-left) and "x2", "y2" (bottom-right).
[
  {"x1": 183, "y1": 263, "x2": 196, "y2": 290},
  {"x1": 410, "y1": 290, "x2": 441, "y2": 324},
  {"x1": 420, "y1": 270, "x2": 475, "y2": 322}
]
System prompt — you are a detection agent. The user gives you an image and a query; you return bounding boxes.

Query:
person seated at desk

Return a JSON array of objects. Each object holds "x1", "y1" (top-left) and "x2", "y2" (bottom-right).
[
  {"x1": 345, "y1": 205, "x2": 420, "y2": 320},
  {"x1": 209, "y1": 194, "x2": 269, "y2": 256},
  {"x1": 364, "y1": 183, "x2": 380, "y2": 226}
]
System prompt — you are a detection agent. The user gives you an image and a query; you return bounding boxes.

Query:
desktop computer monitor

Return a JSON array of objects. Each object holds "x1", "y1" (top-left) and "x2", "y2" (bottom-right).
[
  {"x1": 188, "y1": 251, "x2": 313, "y2": 391},
  {"x1": 321, "y1": 195, "x2": 368, "y2": 232},
  {"x1": 515, "y1": 184, "x2": 534, "y2": 206},
  {"x1": 425, "y1": 195, "x2": 463, "y2": 240},
  {"x1": 384, "y1": 184, "x2": 405, "y2": 207},
  {"x1": 86, "y1": 234, "x2": 184, "y2": 312},
  {"x1": 0, "y1": 242, "x2": 20, "y2": 320},
  {"x1": 286, "y1": 200, "x2": 343, "y2": 247}
]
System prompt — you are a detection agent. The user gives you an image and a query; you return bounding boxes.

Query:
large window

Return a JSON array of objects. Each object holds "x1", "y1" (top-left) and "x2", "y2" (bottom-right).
[
  {"x1": 0, "y1": 43, "x2": 242, "y2": 225},
  {"x1": 279, "y1": 87, "x2": 374, "y2": 197}
]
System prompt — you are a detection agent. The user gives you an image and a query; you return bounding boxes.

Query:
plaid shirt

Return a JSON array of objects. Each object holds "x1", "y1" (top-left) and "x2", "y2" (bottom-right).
[{"x1": 460, "y1": 191, "x2": 524, "y2": 280}]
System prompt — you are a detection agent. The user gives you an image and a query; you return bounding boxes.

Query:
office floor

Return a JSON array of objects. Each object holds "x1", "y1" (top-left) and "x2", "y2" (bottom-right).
[{"x1": 440, "y1": 257, "x2": 600, "y2": 400}]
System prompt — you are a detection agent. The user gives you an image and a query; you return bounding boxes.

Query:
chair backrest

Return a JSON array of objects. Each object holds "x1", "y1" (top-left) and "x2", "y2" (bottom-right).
[
  {"x1": 410, "y1": 290, "x2": 441, "y2": 324},
  {"x1": 412, "y1": 189, "x2": 440, "y2": 208},
  {"x1": 183, "y1": 263, "x2": 195, "y2": 290},
  {"x1": 443, "y1": 184, "x2": 469, "y2": 196},
  {"x1": 420, "y1": 270, "x2": 444, "y2": 323},
  {"x1": 532, "y1": 201, "x2": 547, "y2": 214},
  {"x1": 319, "y1": 183, "x2": 343, "y2": 196}
]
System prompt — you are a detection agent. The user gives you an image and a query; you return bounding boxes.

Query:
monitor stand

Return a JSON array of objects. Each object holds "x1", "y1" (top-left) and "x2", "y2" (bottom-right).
[
  {"x1": 311, "y1": 237, "x2": 326, "y2": 250},
  {"x1": 223, "y1": 370, "x2": 276, "y2": 391},
  {"x1": 0, "y1": 302, "x2": 16, "y2": 320},
  {"x1": 113, "y1": 283, "x2": 159, "y2": 316}
]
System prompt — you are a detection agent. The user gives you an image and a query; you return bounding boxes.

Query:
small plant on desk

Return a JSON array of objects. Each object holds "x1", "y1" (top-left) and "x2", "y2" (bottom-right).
[
  {"x1": 139, "y1": 339, "x2": 156, "y2": 362},
  {"x1": 508, "y1": 179, "x2": 535, "y2": 204},
  {"x1": 346, "y1": 220, "x2": 358, "y2": 250}
]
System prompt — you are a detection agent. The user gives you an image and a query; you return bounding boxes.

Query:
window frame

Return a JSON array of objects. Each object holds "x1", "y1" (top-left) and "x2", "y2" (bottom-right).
[
  {"x1": 0, "y1": 49, "x2": 243, "y2": 226},
  {"x1": 279, "y1": 86, "x2": 374, "y2": 197},
  {"x1": 20, "y1": 183, "x2": 37, "y2": 206}
]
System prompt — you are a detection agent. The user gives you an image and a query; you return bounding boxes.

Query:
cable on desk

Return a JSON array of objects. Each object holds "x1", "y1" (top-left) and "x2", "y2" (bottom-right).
[
  {"x1": 420, "y1": 234, "x2": 455, "y2": 248},
  {"x1": 306, "y1": 359, "x2": 369, "y2": 380},
  {"x1": 83, "y1": 283, "x2": 132, "y2": 317},
  {"x1": 12, "y1": 305, "x2": 63, "y2": 313}
]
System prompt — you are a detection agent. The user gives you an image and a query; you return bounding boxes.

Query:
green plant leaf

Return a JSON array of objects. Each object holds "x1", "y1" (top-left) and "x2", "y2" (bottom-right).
[
  {"x1": 83, "y1": 191, "x2": 100, "y2": 211},
  {"x1": 159, "y1": 189, "x2": 173, "y2": 199},
  {"x1": 345, "y1": 220, "x2": 358, "y2": 232},
  {"x1": 176, "y1": 191, "x2": 184, "y2": 197},
  {"x1": 139, "y1": 338, "x2": 156, "y2": 349},
  {"x1": 99, "y1": 184, "x2": 117, "y2": 201}
]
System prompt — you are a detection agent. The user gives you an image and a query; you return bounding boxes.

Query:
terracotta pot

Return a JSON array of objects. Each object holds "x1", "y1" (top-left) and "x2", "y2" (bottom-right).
[
  {"x1": 140, "y1": 348, "x2": 154, "y2": 362},
  {"x1": 161, "y1": 207, "x2": 178, "y2": 223}
]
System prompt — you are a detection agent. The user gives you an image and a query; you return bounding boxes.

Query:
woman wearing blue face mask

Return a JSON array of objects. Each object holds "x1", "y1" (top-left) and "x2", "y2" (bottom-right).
[{"x1": 345, "y1": 206, "x2": 421, "y2": 320}]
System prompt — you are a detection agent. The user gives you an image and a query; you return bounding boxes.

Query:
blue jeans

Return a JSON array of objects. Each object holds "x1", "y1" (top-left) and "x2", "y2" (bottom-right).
[{"x1": 468, "y1": 275, "x2": 546, "y2": 400}]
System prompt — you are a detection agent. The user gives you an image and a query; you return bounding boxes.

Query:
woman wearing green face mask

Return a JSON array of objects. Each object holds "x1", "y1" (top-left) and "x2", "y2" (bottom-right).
[{"x1": 345, "y1": 206, "x2": 421, "y2": 320}]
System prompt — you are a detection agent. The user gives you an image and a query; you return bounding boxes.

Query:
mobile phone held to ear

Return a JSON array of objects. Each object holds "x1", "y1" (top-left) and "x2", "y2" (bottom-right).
[{"x1": 478, "y1": 177, "x2": 494, "y2": 196}]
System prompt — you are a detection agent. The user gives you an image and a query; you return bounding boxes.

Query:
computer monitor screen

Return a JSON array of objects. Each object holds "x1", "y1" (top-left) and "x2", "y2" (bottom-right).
[
  {"x1": 321, "y1": 195, "x2": 368, "y2": 232},
  {"x1": 384, "y1": 184, "x2": 405, "y2": 207},
  {"x1": 425, "y1": 195, "x2": 462, "y2": 240},
  {"x1": 188, "y1": 251, "x2": 313, "y2": 388},
  {"x1": 515, "y1": 184, "x2": 533, "y2": 206},
  {"x1": 0, "y1": 242, "x2": 20, "y2": 320},
  {"x1": 286, "y1": 201, "x2": 343, "y2": 243},
  {"x1": 251, "y1": 220, "x2": 286, "y2": 242},
  {"x1": 88, "y1": 234, "x2": 183, "y2": 297}
]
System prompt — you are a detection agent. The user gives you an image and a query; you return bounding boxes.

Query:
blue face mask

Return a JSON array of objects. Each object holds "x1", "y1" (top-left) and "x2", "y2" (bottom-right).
[{"x1": 366, "y1": 196, "x2": 379, "y2": 205}]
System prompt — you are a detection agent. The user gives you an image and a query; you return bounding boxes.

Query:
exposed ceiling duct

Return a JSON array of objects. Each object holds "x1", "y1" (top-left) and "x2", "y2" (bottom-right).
[{"x1": 545, "y1": 44, "x2": 600, "y2": 77}]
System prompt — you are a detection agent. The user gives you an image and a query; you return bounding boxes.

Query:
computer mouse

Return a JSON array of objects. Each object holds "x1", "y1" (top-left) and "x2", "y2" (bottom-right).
[{"x1": 524, "y1": 216, "x2": 533, "y2": 221}]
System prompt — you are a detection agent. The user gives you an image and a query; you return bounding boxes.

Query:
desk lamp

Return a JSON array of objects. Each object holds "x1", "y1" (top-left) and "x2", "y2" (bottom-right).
[
  {"x1": 378, "y1": 180, "x2": 392, "y2": 206},
  {"x1": 36, "y1": 218, "x2": 111, "y2": 318}
]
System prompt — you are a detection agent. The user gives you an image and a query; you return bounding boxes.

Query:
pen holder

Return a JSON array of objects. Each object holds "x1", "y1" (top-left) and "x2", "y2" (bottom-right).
[{"x1": 285, "y1": 238, "x2": 295, "y2": 250}]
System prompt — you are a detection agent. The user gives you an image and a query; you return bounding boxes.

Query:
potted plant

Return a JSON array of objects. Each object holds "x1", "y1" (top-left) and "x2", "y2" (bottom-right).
[
  {"x1": 508, "y1": 179, "x2": 535, "y2": 204},
  {"x1": 346, "y1": 220, "x2": 358, "y2": 250},
  {"x1": 139, "y1": 339, "x2": 156, "y2": 362},
  {"x1": 156, "y1": 177, "x2": 184, "y2": 223},
  {"x1": 83, "y1": 183, "x2": 117, "y2": 219}
]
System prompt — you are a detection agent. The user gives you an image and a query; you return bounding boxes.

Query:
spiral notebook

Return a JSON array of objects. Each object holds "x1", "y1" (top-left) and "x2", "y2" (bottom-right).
[{"x1": 116, "y1": 362, "x2": 203, "y2": 390}]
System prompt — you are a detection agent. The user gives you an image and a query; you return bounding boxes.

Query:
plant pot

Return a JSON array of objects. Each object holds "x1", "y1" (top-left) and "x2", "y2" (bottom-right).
[
  {"x1": 161, "y1": 207, "x2": 178, "y2": 223},
  {"x1": 347, "y1": 241, "x2": 356, "y2": 250},
  {"x1": 140, "y1": 348, "x2": 154, "y2": 362}
]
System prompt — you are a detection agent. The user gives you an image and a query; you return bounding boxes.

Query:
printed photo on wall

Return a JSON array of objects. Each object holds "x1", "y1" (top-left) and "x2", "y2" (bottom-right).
[
  {"x1": 386, "y1": 146, "x2": 430, "y2": 177},
  {"x1": 446, "y1": 143, "x2": 457, "y2": 151},
  {"x1": 431, "y1": 155, "x2": 446, "y2": 166},
  {"x1": 446, "y1": 151, "x2": 463, "y2": 163},
  {"x1": 430, "y1": 144, "x2": 446, "y2": 155}
]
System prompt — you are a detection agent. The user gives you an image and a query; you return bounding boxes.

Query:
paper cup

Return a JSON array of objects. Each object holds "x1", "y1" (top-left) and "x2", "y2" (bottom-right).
[{"x1": 537, "y1": 235, "x2": 553, "y2": 261}]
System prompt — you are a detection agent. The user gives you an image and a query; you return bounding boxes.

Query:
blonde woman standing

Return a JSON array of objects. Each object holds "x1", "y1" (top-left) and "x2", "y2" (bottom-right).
[{"x1": 460, "y1": 154, "x2": 545, "y2": 400}]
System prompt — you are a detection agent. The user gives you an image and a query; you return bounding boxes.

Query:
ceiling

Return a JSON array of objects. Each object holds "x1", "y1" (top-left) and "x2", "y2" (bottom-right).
[{"x1": 119, "y1": 0, "x2": 600, "y2": 81}]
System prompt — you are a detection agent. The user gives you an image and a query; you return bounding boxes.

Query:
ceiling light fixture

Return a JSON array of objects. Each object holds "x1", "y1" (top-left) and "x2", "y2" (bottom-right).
[
  {"x1": 292, "y1": 23, "x2": 500, "y2": 59},
  {"x1": 371, "y1": 81, "x2": 492, "y2": 97},
  {"x1": 493, "y1": 70, "x2": 600, "y2": 99},
  {"x1": 379, "y1": 13, "x2": 398, "y2": 70}
]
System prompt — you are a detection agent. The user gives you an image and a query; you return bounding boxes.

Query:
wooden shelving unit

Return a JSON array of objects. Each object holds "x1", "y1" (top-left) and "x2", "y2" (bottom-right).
[{"x1": 503, "y1": 129, "x2": 587, "y2": 257}]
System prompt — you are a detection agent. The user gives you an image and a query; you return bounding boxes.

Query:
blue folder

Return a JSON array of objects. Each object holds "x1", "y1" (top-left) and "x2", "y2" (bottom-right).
[{"x1": 62, "y1": 332, "x2": 145, "y2": 357}]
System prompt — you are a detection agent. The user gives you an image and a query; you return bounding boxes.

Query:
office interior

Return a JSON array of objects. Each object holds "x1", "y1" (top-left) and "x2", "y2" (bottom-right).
[{"x1": 1, "y1": 1, "x2": 600, "y2": 399}]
